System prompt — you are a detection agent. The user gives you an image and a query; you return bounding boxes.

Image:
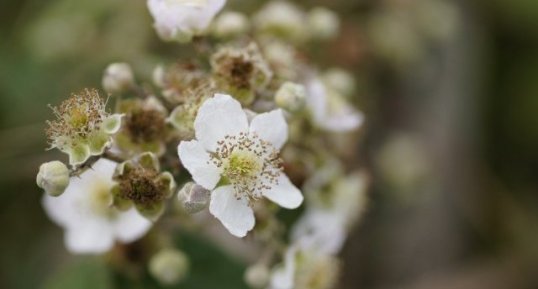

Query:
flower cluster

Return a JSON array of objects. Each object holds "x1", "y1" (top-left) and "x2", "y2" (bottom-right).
[{"x1": 37, "y1": 1, "x2": 368, "y2": 288}]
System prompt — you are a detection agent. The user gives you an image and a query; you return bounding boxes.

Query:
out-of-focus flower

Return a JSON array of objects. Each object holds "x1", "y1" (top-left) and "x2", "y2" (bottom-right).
[
  {"x1": 212, "y1": 11, "x2": 250, "y2": 38},
  {"x1": 305, "y1": 76, "x2": 363, "y2": 132},
  {"x1": 167, "y1": 84, "x2": 214, "y2": 139},
  {"x1": 376, "y1": 134, "x2": 430, "y2": 196},
  {"x1": 46, "y1": 89, "x2": 122, "y2": 166},
  {"x1": 147, "y1": 0, "x2": 226, "y2": 42},
  {"x1": 149, "y1": 248, "x2": 190, "y2": 285},
  {"x1": 292, "y1": 162, "x2": 369, "y2": 254},
  {"x1": 253, "y1": 1, "x2": 307, "y2": 42},
  {"x1": 36, "y1": 161, "x2": 70, "y2": 197},
  {"x1": 244, "y1": 263, "x2": 270, "y2": 288},
  {"x1": 155, "y1": 62, "x2": 212, "y2": 104},
  {"x1": 113, "y1": 97, "x2": 168, "y2": 158},
  {"x1": 112, "y1": 152, "x2": 176, "y2": 220},
  {"x1": 275, "y1": 82, "x2": 306, "y2": 112},
  {"x1": 260, "y1": 39, "x2": 299, "y2": 80},
  {"x1": 42, "y1": 159, "x2": 151, "y2": 254},
  {"x1": 211, "y1": 43, "x2": 272, "y2": 105},
  {"x1": 178, "y1": 94, "x2": 303, "y2": 237},
  {"x1": 307, "y1": 7, "x2": 340, "y2": 40},
  {"x1": 269, "y1": 244, "x2": 340, "y2": 289},
  {"x1": 322, "y1": 68, "x2": 356, "y2": 97},
  {"x1": 102, "y1": 63, "x2": 135, "y2": 95},
  {"x1": 368, "y1": 12, "x2": 423, "y2": 66}
]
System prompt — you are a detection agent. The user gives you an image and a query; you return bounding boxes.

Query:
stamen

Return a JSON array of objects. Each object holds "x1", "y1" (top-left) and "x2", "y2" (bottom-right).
[{"x1": 210, "y1": 132, "x2": 283, "y2": 205}]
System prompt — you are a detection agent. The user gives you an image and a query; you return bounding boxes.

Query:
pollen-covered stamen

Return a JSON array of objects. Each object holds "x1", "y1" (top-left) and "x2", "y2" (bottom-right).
[
  {"x1": 117, "y1": 164, "x2": 167, "y2": 205},
  {"x1": 46, "y1": 88, "x2": 108, "y2": 149},
  {"x1": 125, "y1": 108, "x2": 166, "y2": 143},
  {"x1": 209, "y1": 132, "x2": 283, "y2": 205},
  {"x1": 226, "y1": 57, "x2": 254, "y2": 89}
]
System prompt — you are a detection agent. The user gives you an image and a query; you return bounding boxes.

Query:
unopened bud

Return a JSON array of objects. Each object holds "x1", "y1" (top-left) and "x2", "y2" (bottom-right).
[
  {"x1": 212, "y1": 11, "x2": 250, "y2": 38},
  {"x1": 102, "y1": 63, "x2": 135, "y2": 94},
  {"x1": 177, "y1": 182, "x2": 210, "y2": 214},
  {"x1": 307, "y1": 7, "x2": 340, "y2": 40},
  {"x1": 244, "y1": 264, "x2": 270, "y2": 288},
  {"x1": 36, "y1": 161, "x2": 70, "y2": 197},
  {"x1": 149, "y1": 248, "x2": 189, "y2": 285},
  {"x1": 275, "y1": 82, "x2": 306, "y2": 112}
]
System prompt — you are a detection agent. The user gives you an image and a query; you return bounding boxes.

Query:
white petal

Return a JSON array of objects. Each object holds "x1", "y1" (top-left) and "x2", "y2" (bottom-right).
[
  {"x1": 249, "y1": 109, "x2": 288, "y2": 150},
  {"x1": 263, "y1": 173, "x2": 303, "y2": 209},
  {"x1": 114, "y1": 208, "x2": 153, "y2": 243},
  {"x1": 178, "y1": 140, "x2": 222, "y2": 190},
  {"x1": 64, "y1": 221, "x2": 115, "y2": 254},
  {"x1": 148, "y1": 0, "x2": 226, "y2": 40},
  {"x1": 209, "y1": 185, "x2": 255, "y2": 237},
  {"x1": 291, "y1": 210, "x2": 346, "y2": 254},
  {"x1": 269, "y1": 246, "x2": 297, "y2": 289},
  {"x1": 194, "y1": 93, "x2": 249, "y2": 152},
  {"x1": 323, "y1": 108, "x2": 364, "y2": 132}
]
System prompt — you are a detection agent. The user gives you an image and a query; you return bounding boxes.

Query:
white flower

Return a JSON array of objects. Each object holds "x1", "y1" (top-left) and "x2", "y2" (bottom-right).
[
  {"x1": 253, "y1": 1, "x2": 307, "y2": 41},
  {"x1": 307, "y1": 7, "x2": 340, "y2": 40},
  {"x1": 211, "y1": 11, "x2": 249, "y2": 38},
  {"x1": 305, "y1": 76, "x2": 364, "y2": 132},
  {"x1": 147, "y1": 0, "x2": 226, "y2": 42},
  {"x1": 269, "y1": 243, "x2": 339, "y2": 289},
  {"x1": 102, "y1": 62, "x2": 135, "y2": 94},
  {"x1": 178, "y1": 94, "x2": 303, "y2": 237},
  {"x1": 42, "y1": 159, "x2": 152, "y2": 254},
  {"x1": 322, "y1": 68, "x2": 356, "y2": 97},
  {"x1": 291, "y1": 166, "x2": 369, "y2": 254}
]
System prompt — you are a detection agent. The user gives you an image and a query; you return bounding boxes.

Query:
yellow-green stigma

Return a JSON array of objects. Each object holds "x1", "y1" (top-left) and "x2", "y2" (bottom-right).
[
  {"x1": 210, "y1": 132, "x2": 283, "y2": 204},
  {"x1": 226, "y1": 150, "x2": 262, "y2": 179}
]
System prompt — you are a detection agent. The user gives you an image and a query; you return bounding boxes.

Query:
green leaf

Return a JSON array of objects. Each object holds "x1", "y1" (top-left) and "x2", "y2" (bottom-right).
[{"x1": 42, "y1": 258, "x2": 112, "y2": 289}]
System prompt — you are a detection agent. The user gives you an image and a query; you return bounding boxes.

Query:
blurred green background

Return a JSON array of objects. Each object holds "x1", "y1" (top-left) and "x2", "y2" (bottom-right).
[{"x1": 1, "y1": 0, "x2": 538, "y2": 288}]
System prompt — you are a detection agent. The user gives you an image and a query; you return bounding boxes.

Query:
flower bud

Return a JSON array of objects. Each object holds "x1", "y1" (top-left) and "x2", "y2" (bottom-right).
[
  {"x1": 177, "y1": 182, "x2": 210, "y2": 214},
  {"x1": 275, "y1": 82, "x2": 306, "y2": 112},
  {"x1": 244, "y1": 263, "x2": 270, "y2": 288},
  {"x1": 307, "y1": 7, "x2": 340, "y2": 40},
  {"x1": 149, "y1": 248, "x2": 189, "y2": 285},
  {"x1": 36, "y1": 161, "x2": 70, "y2": 197},
  {"x1": 102, "y1": 63, "x2": 135, "y2": 94},
  {"x1": 212, "y1": 11, "x2": 249, "y2": 38}
]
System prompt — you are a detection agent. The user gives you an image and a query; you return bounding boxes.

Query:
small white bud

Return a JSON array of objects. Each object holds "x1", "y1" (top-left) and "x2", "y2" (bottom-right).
[
  {"x1": 212, "y1": 11, "x2": 250, "y2": 38},
  {"x1": 149, "y1": 248, "x2": 189, "y2": 285},
  {"x1": 323, "y1": 68, "x2": 356, "y2": 97},
  {"x1": 244, "y1": 264, "x2": 270, "y2": 288},
  {"x1": 102, "y1": 63, "x2": 135, "y2": 94},
  {"x1": 177, "y1": 182, "x2": 210, "y2": 214},
  {"x1": 307, "y1": 7, "x2": 340, "y2": 40},
  {"x1": 36, "y1": 161, "x2": 70, "y2": 197},
  {"x1": 275, "y1": 81, "x2": 306, "y2": 112}
]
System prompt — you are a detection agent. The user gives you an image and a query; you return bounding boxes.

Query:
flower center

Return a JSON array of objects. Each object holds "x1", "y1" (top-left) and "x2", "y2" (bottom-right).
[
  {"x1": 46, "y1": 88, "x2": 106, "y2": 149},
  {"x1": 118, "y1": 165, "x2": 166, "y2": 205},
  {"x1": 69, "y1": 107, "x2": 89, "y2": 129},
  {"x1": 226, "y1": 150, "x2": 262, "y2": 180},
  {"x1": 211, "y1": 132, "x2": 283, "y2": 204},
  {"x1": 88, "y1": 181, "x2": 115, "y2": 218},
  {"x1": 125, "y1": 109, "x2": 166, "y2": 143}
]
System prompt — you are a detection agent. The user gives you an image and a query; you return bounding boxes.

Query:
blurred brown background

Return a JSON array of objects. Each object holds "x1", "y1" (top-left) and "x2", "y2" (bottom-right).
[{"x1": 1, "y1": 0, "x2": 538, "y2": 288}]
